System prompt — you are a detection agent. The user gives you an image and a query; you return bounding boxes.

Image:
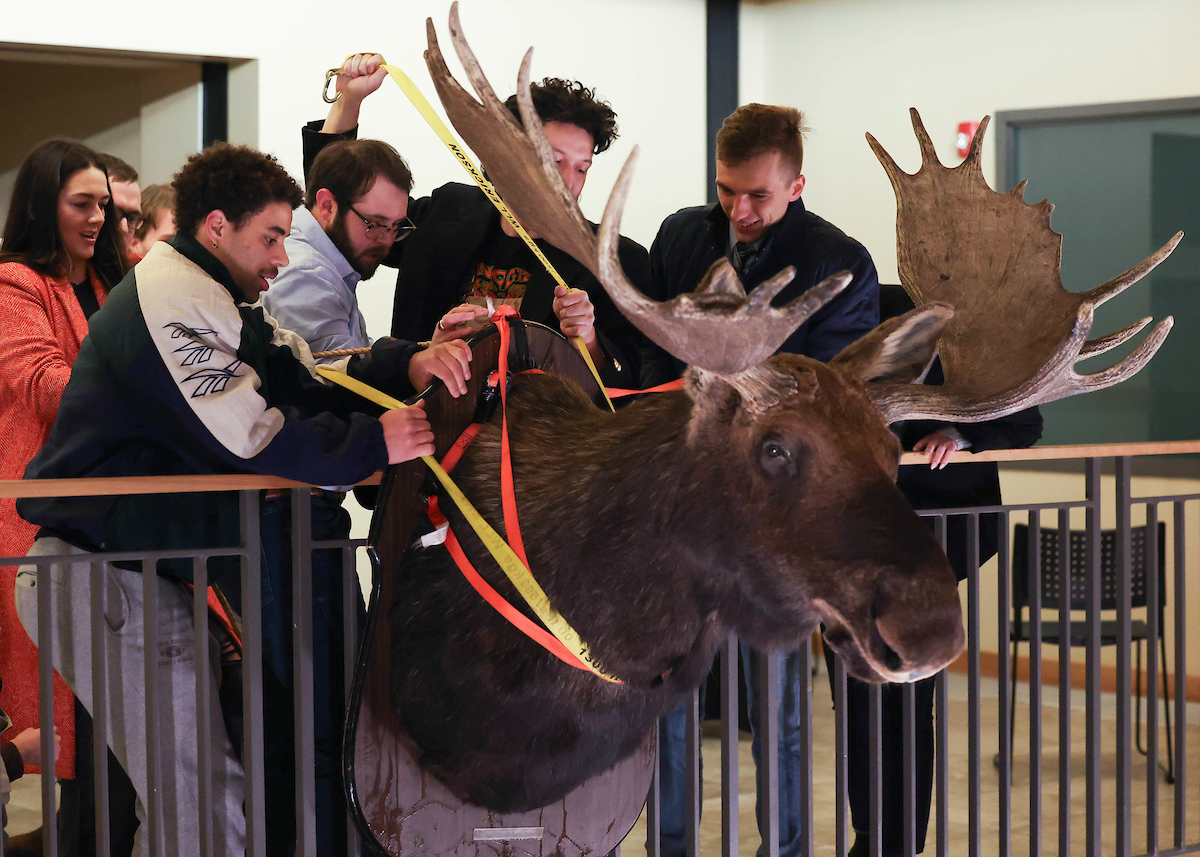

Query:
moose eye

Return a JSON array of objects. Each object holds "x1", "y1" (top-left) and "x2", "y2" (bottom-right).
[{"x1": 757, "y1": 433, "x2": 798, "y2": 479}]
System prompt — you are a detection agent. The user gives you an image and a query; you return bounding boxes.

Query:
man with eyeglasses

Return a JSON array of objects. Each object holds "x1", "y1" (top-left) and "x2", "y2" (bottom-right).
[
  {"x1": 259, "y1": 136, "x2": 473, "y2": 857},
  {"x1": 97, "y1": 153, "x2": 143, "y2": 262},
  {"x1": 263, "y1": 138, "x2": 419, "y2": 356}
]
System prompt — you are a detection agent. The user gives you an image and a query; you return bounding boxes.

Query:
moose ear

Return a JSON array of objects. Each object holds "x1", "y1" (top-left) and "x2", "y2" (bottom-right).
[{"x1": 829, "y1": 304, "x2": 954, "y2": 384}]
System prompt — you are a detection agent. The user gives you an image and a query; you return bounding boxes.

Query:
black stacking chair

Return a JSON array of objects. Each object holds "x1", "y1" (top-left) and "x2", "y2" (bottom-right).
[{"x1": 1002, "y1": 522, "x2": 1173, "y2": 782}]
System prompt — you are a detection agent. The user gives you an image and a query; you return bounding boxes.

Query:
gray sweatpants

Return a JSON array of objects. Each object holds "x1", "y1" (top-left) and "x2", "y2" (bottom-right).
[{"x1": 16, "y1": 537, "x2": 245, "y2": 857}]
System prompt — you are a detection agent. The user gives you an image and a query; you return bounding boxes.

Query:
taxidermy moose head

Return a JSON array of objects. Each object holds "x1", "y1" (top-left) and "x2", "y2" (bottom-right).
[{"x1": 387, "y1": 4, "x2": 1178, "y2": 814}]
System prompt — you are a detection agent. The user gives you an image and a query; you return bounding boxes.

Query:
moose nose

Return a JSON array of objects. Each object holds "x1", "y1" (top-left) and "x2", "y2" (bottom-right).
[{"x1": 872, "y1": 584, "x2": 965, "y2": 681}]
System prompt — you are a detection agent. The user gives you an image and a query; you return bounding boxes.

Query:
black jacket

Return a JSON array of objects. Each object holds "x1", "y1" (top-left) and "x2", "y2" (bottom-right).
[
  {"x1": 643, "y1": 196, "x2": 880, "y2": 385},
  {"x1": 303, "y1": 121, "x2": 647, "y2": 389},
  {"x1": 19, "y1": 234, "x2": 407, "y2": 580}
]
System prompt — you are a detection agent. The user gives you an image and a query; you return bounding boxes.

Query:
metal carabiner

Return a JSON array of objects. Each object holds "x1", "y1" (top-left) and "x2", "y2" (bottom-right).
[{"x1": 322, "y1": 68, "x2": 342, "y2": 104}]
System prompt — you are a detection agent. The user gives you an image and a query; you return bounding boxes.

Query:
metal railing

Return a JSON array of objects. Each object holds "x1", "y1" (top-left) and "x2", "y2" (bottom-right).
[
  {"x1": 1, "y1": 443, "x2": 1197, "y2": 856},
  {"x1": 638, "y1": 444, "x2": 1199, "y2": 857}
]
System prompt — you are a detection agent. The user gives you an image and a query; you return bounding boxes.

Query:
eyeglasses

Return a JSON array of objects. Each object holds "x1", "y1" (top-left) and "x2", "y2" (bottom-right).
[
  {"x1": 346, "y1": 203, "x2": 416, "y2": 243},
  {"x1": 117, "y1": 207, "x2": 144, "y2": 232}
]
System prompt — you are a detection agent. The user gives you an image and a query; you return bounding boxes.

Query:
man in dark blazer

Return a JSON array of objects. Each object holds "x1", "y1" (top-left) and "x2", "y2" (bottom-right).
[
  {"x1": 647, "y1": 102, "x2": 880, "y2": 857},
  {"x1": 829, "y1": 285, "x2": 1042, "y2": 857}
]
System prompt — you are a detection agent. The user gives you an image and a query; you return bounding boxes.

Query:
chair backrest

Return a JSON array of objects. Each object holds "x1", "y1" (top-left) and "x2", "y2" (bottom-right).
[{"x1": 1011, "y1": 522, "x2": 1166, "y2": 613}]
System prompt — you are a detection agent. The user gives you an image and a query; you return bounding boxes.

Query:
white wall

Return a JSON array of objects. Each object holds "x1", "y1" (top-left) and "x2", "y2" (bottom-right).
[
  {"x1": 0, "y1": 59, "x2": 201, "y2": 223},
  {"x1": 742, "y1": 0, "x2": 1200, "y2": 284}
]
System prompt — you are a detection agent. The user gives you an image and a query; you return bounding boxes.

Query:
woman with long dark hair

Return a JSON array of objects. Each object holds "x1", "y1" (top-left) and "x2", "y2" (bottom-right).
[{"x1": 0, "y1": 138, "x2": 128, "y2": 852}]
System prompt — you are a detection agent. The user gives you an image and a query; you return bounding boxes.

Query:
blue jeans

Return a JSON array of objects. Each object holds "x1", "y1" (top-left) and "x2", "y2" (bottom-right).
[
  {"x1": 741, "y1": 644, "x2": 805, "y2": 857},
  {"x1": 654, "y1": 694, "x2": 699, "y2": 857},
  {"x1": 227, "y1": 492, "x2": 364, "y2": 857},
  {"x1": 653, "y1": 646, "x2": 804, "y2": 857}
]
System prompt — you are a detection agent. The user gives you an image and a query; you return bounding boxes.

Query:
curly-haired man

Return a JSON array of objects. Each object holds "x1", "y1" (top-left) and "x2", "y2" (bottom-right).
[
  {"x1": 16, "y1": 143, "x2": 445, "y2": 857},
  {"x1": 297, "y1": 53, "x2": 647, "y2": 391}
]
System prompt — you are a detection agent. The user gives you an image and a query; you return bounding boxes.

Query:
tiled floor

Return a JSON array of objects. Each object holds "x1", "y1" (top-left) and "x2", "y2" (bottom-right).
[
  {"x1": 8, "y1": 674, "x2": 1199, "y2": 855},
  {"x1": 617, "y1": 672, "x2": 1200, "y2": 856}
]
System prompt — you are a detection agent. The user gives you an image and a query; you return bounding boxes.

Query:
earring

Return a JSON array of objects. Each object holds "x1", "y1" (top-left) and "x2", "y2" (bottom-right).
[{"x1": 212, "y1": 242, "x2": 218, "y2": 248}]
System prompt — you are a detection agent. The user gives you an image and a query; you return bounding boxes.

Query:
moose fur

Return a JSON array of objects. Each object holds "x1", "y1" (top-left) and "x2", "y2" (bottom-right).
[{"x1": 390, "y1": 326, "x2": 966, "y2": 813}]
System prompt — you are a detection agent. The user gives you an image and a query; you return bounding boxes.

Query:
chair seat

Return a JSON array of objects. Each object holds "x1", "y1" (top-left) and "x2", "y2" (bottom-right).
[{"x1": 1012, "y1": 619, "x2": 1150, "y2": 648}]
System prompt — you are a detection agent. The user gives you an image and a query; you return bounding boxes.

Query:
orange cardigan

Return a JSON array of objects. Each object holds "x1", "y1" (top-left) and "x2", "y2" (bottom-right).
[{"x1": 0, "y1": 260, "x2": 107, "y2": 777}]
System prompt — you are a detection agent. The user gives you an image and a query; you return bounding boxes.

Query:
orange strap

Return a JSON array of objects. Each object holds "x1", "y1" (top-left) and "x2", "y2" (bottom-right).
[
  {"x1": 605, "y1": 379, "x2": 685, "y2": 398},
  {"x1": 422, "y1": 315, "x2": 684, "y2": 676},
  {"x1": 425, "y1": 388, "x2": 593, "y2": 672}
]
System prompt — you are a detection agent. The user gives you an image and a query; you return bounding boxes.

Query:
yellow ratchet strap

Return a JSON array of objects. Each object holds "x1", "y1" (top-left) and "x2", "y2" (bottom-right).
[
  {"x1": 315, "y1": 366, "x2": 621, "y2": 683},
  {"x1": 331, "y1": 56, "x2": 614, "y2": 412}
]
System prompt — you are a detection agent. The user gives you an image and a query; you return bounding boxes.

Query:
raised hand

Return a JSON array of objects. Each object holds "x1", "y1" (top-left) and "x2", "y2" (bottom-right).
[{"x1": 322, "y1": 53, "x2": 388, "y2": 134}]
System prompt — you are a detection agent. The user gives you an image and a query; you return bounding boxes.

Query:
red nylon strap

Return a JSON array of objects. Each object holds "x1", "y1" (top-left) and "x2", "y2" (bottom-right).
[
  {"x1": 605, "y1": 379, "x2": 685, "y2": 398},
  {"x1": 422, "y1": 308, "x2": 593, "y2": 673},
  {"x1": 441, "y1": 422, "x2": 483, "y2": 473},
  {"x1": 493, "y1": 307, "x2": 532, "y2": 569},
  {"x1": 442, "y1": 526, "x2": 589, "y2": 670}
]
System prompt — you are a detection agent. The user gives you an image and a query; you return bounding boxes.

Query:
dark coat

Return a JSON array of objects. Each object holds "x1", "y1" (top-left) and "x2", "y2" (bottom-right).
[
  {"x1": 642, "y1": 197, "x2": 880, "y2": 385},
  {"x1": 303, "y1": 121, "x2": 647, "y2": 389}
]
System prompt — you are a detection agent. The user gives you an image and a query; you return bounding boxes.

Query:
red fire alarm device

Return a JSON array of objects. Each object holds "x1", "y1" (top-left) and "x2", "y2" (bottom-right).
[{"x1": 956, "y1": 121, "x2": 979, "y2": 158}]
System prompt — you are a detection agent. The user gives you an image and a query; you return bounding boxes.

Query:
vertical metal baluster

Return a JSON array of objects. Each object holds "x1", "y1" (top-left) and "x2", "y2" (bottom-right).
[
  {"x1": 1115, "y1": 458, "x2": 1133, "y2": 856},
  {"x1": 996, "y1": 512, "x2": 1012, "y2": 857},
  {"x1": 647, "y1": 718, "x2": 661, "y2": 857},
  {"x1": 90, "y1": 559, "x2": 111, "y2": 857},
  {"x1": 342, "y1": 544, "x2": 360, "y2": 857},
  {"x1": 902, "y1": 682, "x2": 915, "y2": 857},
  {"x1": 758, "y1": 650, "x2": 779, "y2": 857},
  {"x1": 143, "y1": 555, "x2": 163, "y2": 857},
  {"x1": 966, "y1": 514, "x2": 981, "y2": 857},
  {"x1": 720, "y1": 634, "x2": 739, "y2": 857},
  {"x1": 293, "y1": 490, "x2": 316, "y2": 857},
  {"x1": 798, "y1": 638, "x2": 813, "y2": 857},
  {"x1": 932, "y1": 515, "x2": 947, "y2": 857},
  {"x1": 1028, "y1": 511, "x2": 1042, "y2": 857},
  {"x1": 833, "y1": 656, "x2": 848, "y2": 857},
  {"x1": 35, "y1": 554, "x2": 57, "y2": 857},
  {"x1": 1055, "y1": 508, "x2": 1071, "y2": 857},
  {"x1": 685, "y1": 684, "x2": 700, "y2": 857},
  {"x1": 1085, "y1": 462, "x2": 1102, "y2": 857},
  {"x1": 934, "y1": 670, "x2": 948, "y2": 857},
  {"x1": 1171, "y1": 501, "x2": 1186, "y2": 848},
  {"x1": 1145, "y1": 503, "x2": 1160, "y2": 855},
  {"x1": 868, "y1": 683, "x2": 881, "y2": 857},
  {"x1": 241, "y1": 490, "x2": 266, "y2": 857},
  {"x1": 193, "y1": 557, "x2": 213, "y2": 857}
]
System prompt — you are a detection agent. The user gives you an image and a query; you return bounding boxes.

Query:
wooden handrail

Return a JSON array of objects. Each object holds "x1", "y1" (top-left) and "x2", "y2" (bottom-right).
[
  {"x1": 0, "y1": 471, "x2": 383, "y2": 499},
  {"x1": 2, "y1": 439, "x2": 1199, "y2": 499},
  {"x1": 898, "y1": 438, "x2": 1200, "y2": 466}
]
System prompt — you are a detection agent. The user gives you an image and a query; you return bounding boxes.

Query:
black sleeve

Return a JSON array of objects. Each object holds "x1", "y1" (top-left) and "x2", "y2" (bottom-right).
[
  {"x1": 639, "y1": 221, "x2": 684, "y2": 387},
  {"x1": 302, "y1": 119, "x2": 357, "y2": 181},
  {"x1": 588, "y1": 237, "x2": 651, "y2": 389},
  {"x1": 792, "y1": 250, "x2": 881, "y2": 362},
  {"x1": 901, "y1": 406, "x2": 1043, "y2": 453},
  {"x1": 954, "y1": 406, "x2": 1044, "y2": 452},
  {"x1": 346, "y1": 336, "x2": 421, "y2": 404},
  {"x1": 2, "y1": 740, "x2": 24, "y2": 781}
]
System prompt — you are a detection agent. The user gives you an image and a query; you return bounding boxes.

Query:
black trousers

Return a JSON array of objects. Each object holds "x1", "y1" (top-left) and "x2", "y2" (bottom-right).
[{"x1": 823, "y1": 646, "x2": 936, "y2": 856}]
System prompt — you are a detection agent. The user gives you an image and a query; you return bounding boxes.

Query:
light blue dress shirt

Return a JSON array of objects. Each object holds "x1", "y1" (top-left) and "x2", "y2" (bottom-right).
[{"x1": 263, "y1": 206, "x2": 371, "y2": 358}]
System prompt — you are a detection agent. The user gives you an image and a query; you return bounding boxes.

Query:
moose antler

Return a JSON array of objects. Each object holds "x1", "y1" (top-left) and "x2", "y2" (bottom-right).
[
  {"x1": 425, "y1": 2, "x2": 850, "y2": 376},
  {"x1": 865, "y1": 109, "x2": 1179, "y2": 424}
]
